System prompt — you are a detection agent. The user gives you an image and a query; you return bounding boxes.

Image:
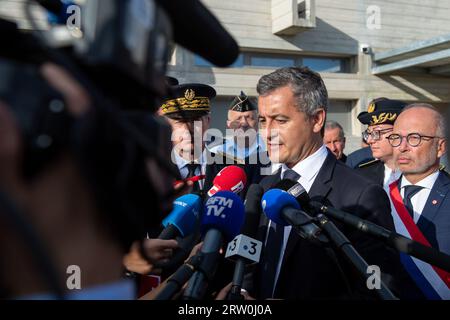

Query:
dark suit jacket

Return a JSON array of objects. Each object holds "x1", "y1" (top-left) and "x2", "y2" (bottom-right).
[
  {"x1": 346, "y1": 147, "x2": 374, "y2": 169},
  {"x1": 417, "y1": 171, "x2": 450, "y2": 255},
  {"x1": 252, "y1": 151, "x2": 398, "y2": 299},
  {"x1": 355, "y1": 159, "x2": 385, "y2": 186}
]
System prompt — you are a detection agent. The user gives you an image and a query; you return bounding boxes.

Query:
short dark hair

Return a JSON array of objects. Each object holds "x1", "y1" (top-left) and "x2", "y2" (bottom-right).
[{"x1": 256, "y1": 67, "x2": 328, "y2": 117}]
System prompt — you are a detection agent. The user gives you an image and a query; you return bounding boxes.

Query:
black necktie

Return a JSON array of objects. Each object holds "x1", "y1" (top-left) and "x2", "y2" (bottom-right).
[
  {"x1": 283, "y1": 169, "x2": 300, "y2": 181},
  {"x1": 186, "y1": 163, "x2": 201, "y2": 192},
  {"x1": 403, "y1": 185, "x2": 423, "y2": 219},
  {"x1": 259, "y1": 222, "x2": 284, "y2": 299}
]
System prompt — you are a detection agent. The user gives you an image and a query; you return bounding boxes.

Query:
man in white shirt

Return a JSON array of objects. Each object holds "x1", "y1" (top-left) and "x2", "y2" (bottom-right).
[{"x1": 246, "y1": 67, "x2": 398, "y2": 299}]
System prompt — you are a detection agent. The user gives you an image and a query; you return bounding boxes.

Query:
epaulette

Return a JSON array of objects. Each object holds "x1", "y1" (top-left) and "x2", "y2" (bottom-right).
[{"x1": 358, "y1": 159, "x2": 380, "y2": 168}]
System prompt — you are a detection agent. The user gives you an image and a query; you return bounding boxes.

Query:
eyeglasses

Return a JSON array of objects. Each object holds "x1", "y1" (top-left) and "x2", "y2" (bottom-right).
[
  {"x1": 387, "y1": 133, "x2": 443, "y2": 147},
  {"x1": 362, "y1": 128, "x2": 393, "y2": 142}
]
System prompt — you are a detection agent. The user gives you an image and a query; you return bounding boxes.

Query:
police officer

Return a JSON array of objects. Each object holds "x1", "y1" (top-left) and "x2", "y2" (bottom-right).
[{"x1": 356, "y1": 98, "x2": 407, "y2": 192}]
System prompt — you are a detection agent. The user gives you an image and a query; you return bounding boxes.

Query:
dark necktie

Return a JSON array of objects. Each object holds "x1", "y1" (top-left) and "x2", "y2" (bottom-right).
[
  {"x1": 283, "y1": 169, "x2": 300, "y2": 181},
  {"x1": 403, "y1": 185, "x2": 423, "y2": 219},
  {"x1": 259, "y1": 222, "x2": 284, "y2": 299},
  {"x1": 186, "y1": 163, "x2": 201, "y2": 192},
  {"x1": 259, "y1": 169, "x2": 300, "y2": 298}
]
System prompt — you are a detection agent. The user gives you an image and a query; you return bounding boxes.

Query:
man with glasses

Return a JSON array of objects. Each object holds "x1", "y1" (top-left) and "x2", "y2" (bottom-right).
[
  {"x1": 387, "y1": 104, "x2": 450, "y2": 299},
  {"x1": 356, "y1": 98, "x2": 407, "y2": 192}
]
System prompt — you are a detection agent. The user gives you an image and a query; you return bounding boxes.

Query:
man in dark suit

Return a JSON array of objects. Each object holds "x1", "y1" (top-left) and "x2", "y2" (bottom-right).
[
  {"x1": 247, "y1": 67, "x2": 399, "y2": 299},
  {"x1": 389, "y1": 103, "x2": 450, "y2": 299}
]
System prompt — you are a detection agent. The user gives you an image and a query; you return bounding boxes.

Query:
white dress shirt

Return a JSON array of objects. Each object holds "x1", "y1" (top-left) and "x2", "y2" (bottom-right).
[
  {"x1": 383, "y1": 164, "x2": 401, "y2": 194},
  {"x1": 173, "y1": 149, "x2": 207, "y2": 189},
  {"x1": 399, "y1": 171, "x2": 440, "y2": 223},
  {"x1": 267, "y1": 145, "x2": 328, "y2": 296}
]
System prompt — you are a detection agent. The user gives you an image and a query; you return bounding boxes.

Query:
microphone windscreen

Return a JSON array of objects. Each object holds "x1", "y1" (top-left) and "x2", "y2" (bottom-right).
[
  {"x1": 156, "y1": 0, "x2": 239, "y2": 67},
  {"x1": 208, "y1": 165, "x2": 247, "y2": 197},
  {"x1": 261, "y1": 189, "x2": 300, "y2": 226},
  {"x1": 241, "y1": 184, "x2": 264, "y2": 237},
  {"x1": 162, "y1": 194, "x2": 202, "y2": 237},
  {"x1": 202, "y1": 191, "x2": 245, "y2": 241}
]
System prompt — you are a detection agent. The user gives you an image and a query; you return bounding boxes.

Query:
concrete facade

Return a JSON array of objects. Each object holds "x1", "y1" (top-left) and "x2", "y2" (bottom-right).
[{"x1": 167, "y1": 0, "x2": 450, "y2": 152}]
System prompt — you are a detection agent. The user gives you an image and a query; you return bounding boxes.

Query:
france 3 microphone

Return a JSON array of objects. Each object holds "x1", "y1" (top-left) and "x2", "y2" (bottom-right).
[
  {"x1": 207, "y1": 165, "x2": 247, "y2": 197},
  {"x1": 182, "y1": 191, "x2": 245, "y2": 300},
  {"x1": 261, "y1": 188, "x2": 328, "y2": 244},
  {"x1": 158, "y1": 194, "x2": 202, "y2": 240},
  {"x1": 225, "y1": 184, "x2": 264, "y2": 300}
]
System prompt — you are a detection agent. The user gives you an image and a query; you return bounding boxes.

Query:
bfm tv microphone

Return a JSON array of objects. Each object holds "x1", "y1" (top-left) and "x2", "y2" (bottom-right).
[
  {"x1": 261, "y1": 189, "x2": 327, "y2": 243},
  {"x1": 225, "y1": 184, "x2": 264, "y2": 300},
  {"x1": 183, "y1": 191, "x2": 245, "y2": 300},
  {"x1": 159, "y1": 194, "x2": 202, "y2": 240},
  {"x1": 207, "y1": 165, "x2": 247, "y2": 197}
]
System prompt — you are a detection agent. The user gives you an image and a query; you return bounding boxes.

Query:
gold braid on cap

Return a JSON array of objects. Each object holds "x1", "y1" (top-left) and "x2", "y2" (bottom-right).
[
  {"x1": 161, "y1": 97, "x2": 210, "y2": 114},
  {"x1": 370, "y1": 112, "x2": 397, "y2": 125}
]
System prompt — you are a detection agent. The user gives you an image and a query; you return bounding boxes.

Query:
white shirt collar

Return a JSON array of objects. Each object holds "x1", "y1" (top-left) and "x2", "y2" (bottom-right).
[
  {"x1": 279, "y1": 145, "x2": 328, "y2": 183},
  {"x1": 400, "y1": 170, "x2": 440, "y2": 190},
  {"x1": 173, "y1": 148, "x2": 207, "y2": 171}
]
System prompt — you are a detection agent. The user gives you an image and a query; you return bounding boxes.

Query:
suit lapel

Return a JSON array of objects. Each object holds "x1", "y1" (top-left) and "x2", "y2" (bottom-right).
[
  {"x1": 281, "y1": 152, "x2": 336, "y2": 263},
  {"x1": 417, "y1": 171, "x2": 450, "y2": 236}
]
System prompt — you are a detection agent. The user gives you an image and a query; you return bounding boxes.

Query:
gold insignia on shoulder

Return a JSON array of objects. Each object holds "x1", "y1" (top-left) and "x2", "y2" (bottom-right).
[
  {"x1": 358, "y1": 159, "x2": 379, "y2": 168},
  {"x1": 185, "y1": 89, "x2": 195, "y2": 101},
  {"x1": 439, "y1": 164, "x2": 446, "y2": 171},
  {"x1": 368, "y1": 102, "x2": 376, "y2": 113}
]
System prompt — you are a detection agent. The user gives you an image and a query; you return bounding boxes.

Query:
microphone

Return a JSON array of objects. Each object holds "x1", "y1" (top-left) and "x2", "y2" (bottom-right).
[
  {"x1": 225, "y1": 184, "x2": 264, "y2": 300},
  {"x1": 155, "y1": 0, "x2": 239, "y2": 67},
  {"x1": 261, "y1": 189, "x2": 327, "y2": 243},
  {"x1": 159, "y1": 194, "x2": 202, "y2": 240},
  {"x1": 207, "y1": 165, "x2": 247, "y2": 197},
  {"x1": 274, "y1": 179, "x2": 311, "y2": 211},
  {"x1": 183, "y1": 191, "x2": 245, "y2": 300}
]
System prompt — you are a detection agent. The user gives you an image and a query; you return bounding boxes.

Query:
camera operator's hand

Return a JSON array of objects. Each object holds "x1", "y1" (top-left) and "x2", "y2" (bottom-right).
[
  {"x1": 142, "y1": 238, "x2": 179, "y2": 265},
  {"x1": 215, "y1": 283, "x2": 255, "y2": 300},
  {"x1": 123, "y1": 241, "x2": 157, "y2": 275}
]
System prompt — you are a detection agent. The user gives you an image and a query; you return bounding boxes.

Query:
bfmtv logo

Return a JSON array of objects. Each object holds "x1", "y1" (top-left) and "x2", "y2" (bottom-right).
[{"x1": 205, "y1": 196, "x2": 234, "y2": 218}]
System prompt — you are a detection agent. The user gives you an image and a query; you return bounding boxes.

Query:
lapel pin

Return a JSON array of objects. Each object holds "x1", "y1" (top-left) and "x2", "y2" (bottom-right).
[{"x1": 432, "y1": 200, "x2": 438, "y2": 205}]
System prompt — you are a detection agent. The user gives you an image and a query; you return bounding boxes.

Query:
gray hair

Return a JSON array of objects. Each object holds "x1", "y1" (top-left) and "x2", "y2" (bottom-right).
[
  {"x1": 325, "y1": 120, "x2": 345, "y2": 139},
  {"x1": 256, "y1": 67, "x2": 328, "y2": 117},
  {"x1": 403, "y1": 103, "x2": 446, "y2": 137}
]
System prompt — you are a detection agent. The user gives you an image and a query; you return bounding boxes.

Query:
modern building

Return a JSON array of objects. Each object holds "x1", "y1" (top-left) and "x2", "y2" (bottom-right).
[
  {"x1": 2, "y1": 0, "x2": 450, "y2": 152},
  {"x1": 168, "y1": 0, "x2": 450, "y2": 152}
]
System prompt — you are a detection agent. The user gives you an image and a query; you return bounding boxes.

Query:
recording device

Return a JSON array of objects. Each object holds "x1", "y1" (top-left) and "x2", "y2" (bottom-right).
[
  {"x1": 183, "y1": 191, "x2": 245, "y2": 300},
  {"x1": 159, "y1": 194, "x2": 202, "y2": 240},
  {"x1": 225, "y1": 184, "x2": 264, "y2": 300},
  {"x1": 261, "y1": 189, "x2": 327, "y2": 243},
  {"x1": 207, "y1": 165, "x2": 247, "y2": 197}
]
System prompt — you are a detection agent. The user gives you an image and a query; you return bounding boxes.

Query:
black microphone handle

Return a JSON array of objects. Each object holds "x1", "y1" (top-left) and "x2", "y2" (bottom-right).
[
  {"x1": 158, "y1": 224, "x2": 180, "y2": 240},
  {"x1": 153, "y1": 254, "x2": 202, "y2": 300},
  {"x1": 310, "y1": 201, "x2": 450, "y2": 272},
  {"x1": 316, "y1": 214, "x2": 398, "y2": 300},
  {"x1": 183, "y1": 229, "x2": 223, "y2": 300},
  {"x1": 228, "y1": 259, "x2": 245, "y2": 300}
]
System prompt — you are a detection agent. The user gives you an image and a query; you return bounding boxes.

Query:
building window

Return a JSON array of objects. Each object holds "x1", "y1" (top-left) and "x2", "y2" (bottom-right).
[
  {"x1": 303, "y1": 57, "x2": 343, "y2": 72},
  {"x1": 194, "y1": 54, "x2": 244, "y2": 68},
  {"x1": 194, "y1": 52, "x2": 349, "y2": 73}
]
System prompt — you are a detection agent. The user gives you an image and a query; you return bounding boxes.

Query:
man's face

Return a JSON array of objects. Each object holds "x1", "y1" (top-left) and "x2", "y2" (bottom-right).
[
  {"x1": 392, "y1": 108, "x2": 445, "y2": 179},
  {"x1": 258, "y1": 85, "x2": 325, "y2": 167},
  {"x1": 227, "y1": 110, "x2": 258, "y2": 147},
  {"x1": 227, "y1": 110, "x2": 258, "y2": 131},
  {"x1": 166, "y1": 115, "x2": 210, "y2": 161},
  {"x1": 366, "y1": 123, "x2": 394, "y2": 162},
  {"x1": 323, "y1": 127, "x2": 345, "y2": 159}
]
